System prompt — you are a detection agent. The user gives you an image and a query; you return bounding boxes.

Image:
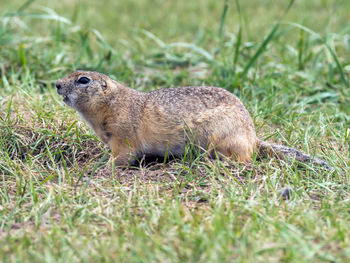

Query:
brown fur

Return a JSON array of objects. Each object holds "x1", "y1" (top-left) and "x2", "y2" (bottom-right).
[{"x1": 56, "y1": 71, "x2": 331, "y2": 169}]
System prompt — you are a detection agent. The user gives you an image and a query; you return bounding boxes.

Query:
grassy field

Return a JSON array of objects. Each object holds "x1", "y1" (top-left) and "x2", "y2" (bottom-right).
[{"x1": 1, "y1": 0, "x2": 349, "y2": 262}]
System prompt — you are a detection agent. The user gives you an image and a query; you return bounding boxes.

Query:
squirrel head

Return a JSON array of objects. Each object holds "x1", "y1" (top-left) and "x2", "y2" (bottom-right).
[{"x1": 56, "y1": 70, "x2": 114, "y2": 112}]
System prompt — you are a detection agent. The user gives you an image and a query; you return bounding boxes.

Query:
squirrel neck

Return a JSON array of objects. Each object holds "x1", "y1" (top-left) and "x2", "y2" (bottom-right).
[{"x1": 78, "y1": 83, "x2": 146, "y2": 132}]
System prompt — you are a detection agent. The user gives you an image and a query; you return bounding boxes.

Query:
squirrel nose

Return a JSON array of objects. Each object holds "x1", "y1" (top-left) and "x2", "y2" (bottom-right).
[
  {"x1": 56, "y1": 82, "x2": 63, "y2": 94},
  {"x1": 56, "y1": 82, "x2": 61, "y2": 90}
]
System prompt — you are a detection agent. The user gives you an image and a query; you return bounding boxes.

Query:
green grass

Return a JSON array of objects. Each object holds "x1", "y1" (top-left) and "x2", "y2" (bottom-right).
[{"x1": 1, "y1": 0, "x2": 350, "y2": 262}]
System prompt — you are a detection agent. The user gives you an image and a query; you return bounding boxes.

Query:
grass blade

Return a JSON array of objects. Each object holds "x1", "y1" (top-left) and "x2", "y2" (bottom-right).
[
  {"x1": 298, "y1": 29, "x2": 305, "y2": 70},
  {"x1": 167, "y1": 42, "x2": 216, "y2": 64},
  {"x1": 241, "y1": 0, "x2": 295, "y2": 79},
  {"x1": 218, "y1": 0, "x2": 229, "y2": 52},
  {"x1": 17, "y1": 0, "x2": 36, "y2": 13},
  {"x1": 325, "y1": 43, "x2": 349, "y2": 89},
  {"x1": 284, "y1": 21, "x2": 349, "y2": 89},
  {"x1": 233, "y1": 25, "x2": 242, "y2": 75},
  {"x1": 241, "y1": 21, "x2": 281, "y2": 79}
]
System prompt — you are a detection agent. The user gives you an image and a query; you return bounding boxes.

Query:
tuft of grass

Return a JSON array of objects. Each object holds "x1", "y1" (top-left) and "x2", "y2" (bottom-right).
[{"x1": 0, "y1": 0, "x2": 349, "y2": 262}]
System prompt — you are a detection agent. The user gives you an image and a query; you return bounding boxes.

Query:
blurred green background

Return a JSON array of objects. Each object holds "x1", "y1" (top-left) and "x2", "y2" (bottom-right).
[{"x1": 1, "y1": 0, "x2": 349, "y2": 85}]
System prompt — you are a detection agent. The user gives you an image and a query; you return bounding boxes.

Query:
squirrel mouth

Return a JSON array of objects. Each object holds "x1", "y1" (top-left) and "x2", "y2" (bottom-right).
[{"x1": 63, "y1": 95, "x2": 70, "y2": 104}]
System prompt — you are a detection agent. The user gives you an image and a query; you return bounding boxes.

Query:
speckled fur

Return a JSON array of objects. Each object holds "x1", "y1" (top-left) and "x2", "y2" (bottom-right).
[{"x1": 56, "y1": 70, "x2": 331, "y2": 169}]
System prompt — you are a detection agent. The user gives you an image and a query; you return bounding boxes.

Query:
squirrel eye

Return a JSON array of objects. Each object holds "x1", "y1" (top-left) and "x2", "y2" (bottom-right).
[{"x1": 77, "y1": 77, "x2": 90, "y2": 84}]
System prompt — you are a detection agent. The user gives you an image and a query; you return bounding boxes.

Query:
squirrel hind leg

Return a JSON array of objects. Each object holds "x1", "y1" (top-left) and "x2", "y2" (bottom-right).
[{"x1": 208, "y1": 134, "x2": 256, "y2": 163}]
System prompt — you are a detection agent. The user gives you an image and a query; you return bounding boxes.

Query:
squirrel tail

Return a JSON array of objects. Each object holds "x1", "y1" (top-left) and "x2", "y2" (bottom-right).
[{"x1": 256, "y1": 139, "x2": 333, "y2": 171}]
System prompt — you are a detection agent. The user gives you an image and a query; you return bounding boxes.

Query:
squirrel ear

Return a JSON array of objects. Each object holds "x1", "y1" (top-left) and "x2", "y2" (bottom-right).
[{"x1": 102, "y1": 80, "x2": 107, "y2": 90}]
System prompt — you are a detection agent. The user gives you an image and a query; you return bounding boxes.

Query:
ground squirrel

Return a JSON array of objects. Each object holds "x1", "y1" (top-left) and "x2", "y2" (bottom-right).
[{"x1": 56, "y1": 70, "x2": 331, "y2": 169}]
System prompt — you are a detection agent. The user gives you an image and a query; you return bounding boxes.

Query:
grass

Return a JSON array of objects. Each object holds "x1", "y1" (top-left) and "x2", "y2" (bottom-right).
[{"x1": 0, "y1": 0, "x2": 350, "y2": 262}]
